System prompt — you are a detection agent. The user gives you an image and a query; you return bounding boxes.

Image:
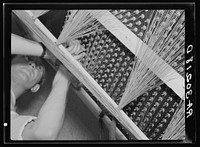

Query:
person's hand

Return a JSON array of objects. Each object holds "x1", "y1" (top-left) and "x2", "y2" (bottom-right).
[
  {"x1": 52, "y1": 64, "x2": 77, "y2": 87},
  {"x1": 43, "y1": 49, "x2": 55, "y2": 59},
  {"x1": 62, "y1": 39, "x2": 86, "y2": 61},
  {"x1": 52, "y1": 40, "x2": 85, "y2": 88}
]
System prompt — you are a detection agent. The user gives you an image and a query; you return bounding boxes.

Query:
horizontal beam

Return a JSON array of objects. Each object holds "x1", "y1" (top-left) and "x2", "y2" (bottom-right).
[{"x1": 13, "y1": 10, "x2": 148, "y2": 140}]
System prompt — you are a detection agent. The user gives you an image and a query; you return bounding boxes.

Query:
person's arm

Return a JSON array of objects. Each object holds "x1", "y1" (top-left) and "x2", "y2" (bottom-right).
[
  {"x1": 11, "y1": 33, "x2": 44, "y2": 57},
  {"x1": 11, "y1": 33, "x2": 84, "y2": 59},
  {"x1": 22, "y1": 43, "x2": 85, "y2": 140},
  {"x1": 22, "y1": 65, "x2": 72, "y2": 140},
  {"x1": 37, "y1": 66, "x2": 72, "y2": 139}
]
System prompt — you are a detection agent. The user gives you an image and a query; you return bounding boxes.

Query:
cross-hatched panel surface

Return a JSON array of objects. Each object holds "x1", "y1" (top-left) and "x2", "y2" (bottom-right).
[{"x1": 79, "y1": 30, "x2": 135, "y2": 104}]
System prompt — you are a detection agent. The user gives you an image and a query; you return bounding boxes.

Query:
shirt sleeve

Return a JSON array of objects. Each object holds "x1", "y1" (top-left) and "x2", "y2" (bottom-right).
[{"x1": 10, "y1": 111, "x2": 37, "y2": 140}]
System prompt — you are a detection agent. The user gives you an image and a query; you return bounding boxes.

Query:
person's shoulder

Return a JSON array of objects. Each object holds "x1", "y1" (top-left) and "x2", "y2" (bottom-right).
[
  {"x1": 21, "y1": 118, "x2": 56, "y2": 140},
  {"x1": 10, "y1": 113, "x2": 37, "y2": 140},
  {"x1": 21, "y1": 119, "x2": 36, "y2": 140}
]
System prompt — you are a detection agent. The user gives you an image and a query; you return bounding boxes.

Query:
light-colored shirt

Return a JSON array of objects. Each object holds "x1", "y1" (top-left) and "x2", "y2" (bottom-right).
[{"x1": 10, "y1": 89, "x2": 37, "y2": 140}]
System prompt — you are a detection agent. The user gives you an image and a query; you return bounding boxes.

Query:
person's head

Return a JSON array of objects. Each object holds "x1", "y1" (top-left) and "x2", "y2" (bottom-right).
[{"x1": 11, "y1": 55, "x2": 46, "y2": 94}]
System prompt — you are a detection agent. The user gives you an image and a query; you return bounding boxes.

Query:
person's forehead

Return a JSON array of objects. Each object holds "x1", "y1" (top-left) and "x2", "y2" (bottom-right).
[{"x1": 12, "y1": 55, "x2": 27, "y2": 64}]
